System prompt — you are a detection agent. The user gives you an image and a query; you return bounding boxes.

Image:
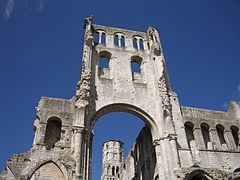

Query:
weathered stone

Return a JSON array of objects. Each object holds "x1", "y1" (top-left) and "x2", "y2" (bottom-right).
[{"x1": 0, "y1": 16, "x2": 239, "y2": 180}]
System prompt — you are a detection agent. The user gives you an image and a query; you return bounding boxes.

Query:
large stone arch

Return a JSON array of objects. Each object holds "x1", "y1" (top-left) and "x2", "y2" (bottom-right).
[
  {"x1": 89, "y1": 103, "x2": 159, "y2": 139},
  {"x1": 83, "y1": 103, "x2": 161, "y2": 180},
  {"x1": 28, "y1": 160, "x2": 68, "y2": 180}
]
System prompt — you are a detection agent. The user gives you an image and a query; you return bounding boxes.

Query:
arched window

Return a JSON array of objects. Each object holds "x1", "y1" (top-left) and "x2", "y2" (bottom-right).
[
  {"x1": 101, "y1": 32, "x2": 106, "y2": 44},
  {"x1": 44, "y1": 117, "x2": 62, "y2": 150},
  {"x1": 184, "y1": 122, "x2": 195, "y2": 148},
  {"x1": 114, "y1": 34, "x2": 119, "y2": 46},
  {"x1": 120, "y1": 35, "x2": 125, "y2": 47},
  {"x1": 116, "y1": 166, "x2": 119, "y2": 173},
  {"x1": 133, "y1": 37, "x2": 138, "y2": 49},
  {"x1": 131, "y1": 56, "x2": 142, "y2": 74},
  {"x1": 114, "y1": 33, "x2": 125, "y2": 47},
  {"x1": 216, "y1": 124, "x2": 226, "y2": 146},
  {"x1": 94, "y1": 30, "x2": 107, "y2": 45},
  {"x1": 201, "y1": 123, "x2": 211, "y2": 149},
  {"x1": 139, "y1": 39, "x2": 144, "y2": 50},
  {"x1": 99, "y1": 51, "x2": 111, "y2": 69},
  {"x1": 94, "y1": 31, "x2": 99, "y2": 44},
  {"x1": 231, "y1": 126, "x2": 239, "y2": 147},
  {"x1": 112, "y1": 166, "x2": 115, "y2": 176}
]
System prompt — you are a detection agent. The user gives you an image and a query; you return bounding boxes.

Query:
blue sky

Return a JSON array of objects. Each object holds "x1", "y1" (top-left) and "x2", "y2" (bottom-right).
[{"x1": 0, "y1": 0, "x2": 240, "y2": 179}]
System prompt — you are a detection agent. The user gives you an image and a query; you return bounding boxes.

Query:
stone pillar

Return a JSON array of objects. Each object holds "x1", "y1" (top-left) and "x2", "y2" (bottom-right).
[
  {"x1": 153, "y1": 139, "x2": 168, "y2": 180},
  {"x1": 98, "y1": 32, "x2": 102, "y2": 44},
  {"x1": 169, "y1": 134, "x2": 180, "y2": 169},
  {"x1": 209, "y1": 128, "x2": 222, "y2": 150},
  {"x1": 106, "y1": 33, "x2": 113, "y2": 49},
  {"x1": 136, "y1": 38, "x2": 140, "y2": 49},
  {"x1": 193, "y1": 127, "x2": 205, "y2": 150},
  {"x1": 87, "y1": 131, "x2": 94, "y2": 180},
  {"x1": 118, "y1": 35, "x2": 121, "y2": 47},
  {"x1": 224, "y1": 129, "x2": 236, "y2": 151},
  {"x1": 73, "y1": 126, "x2": 84, "y2": 180}
]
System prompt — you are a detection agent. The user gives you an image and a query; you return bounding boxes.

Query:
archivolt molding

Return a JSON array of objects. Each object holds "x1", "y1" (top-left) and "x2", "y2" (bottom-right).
[
  {"x1": 27, "y1": 159, "x2": 69, "y2": 180},
  {"x1": 88, "y1": 103, "x2": 160, "y2": 139}
]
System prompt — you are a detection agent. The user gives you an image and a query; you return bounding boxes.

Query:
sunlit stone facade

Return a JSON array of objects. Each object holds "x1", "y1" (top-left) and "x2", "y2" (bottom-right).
[{"x1": 0, "y1": 16, "x2": 240, "y2": 180}]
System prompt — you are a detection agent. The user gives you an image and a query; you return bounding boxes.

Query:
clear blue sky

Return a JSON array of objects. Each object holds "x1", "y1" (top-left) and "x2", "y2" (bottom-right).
[{"x1": 0, "y1": 0, "x2": 239, "y2": 179}]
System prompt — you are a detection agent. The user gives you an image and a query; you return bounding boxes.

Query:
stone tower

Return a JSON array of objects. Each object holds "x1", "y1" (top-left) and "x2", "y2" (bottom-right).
[
  {"x1": 101, "y1": 140, "x2": 124, "y2": 180},
  {"x1": 0, "y1": 16, "x2": 240, "y2": 180}
]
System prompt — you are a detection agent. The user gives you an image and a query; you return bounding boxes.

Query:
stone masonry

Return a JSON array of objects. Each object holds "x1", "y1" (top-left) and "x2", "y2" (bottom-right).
[{"x1": 0, "y1": 16, "x2": 240, "y2": 180}]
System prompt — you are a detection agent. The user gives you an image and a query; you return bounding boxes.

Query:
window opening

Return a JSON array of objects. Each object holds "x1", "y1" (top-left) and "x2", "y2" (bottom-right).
[
  {"x1": 133, "y1": 37, "x2": 138, "y2": 49},
  {"x1": 101, "y1": 33, "x2": 106, "y2": 44},
  {"x1": 184, "y1": 122, "x2": 195, "y2": 148},
  {"x1": 139, "y1": 39, "x2": 144, "y2": 50},
  {"x1": 94, "y1": 32, "x2": 99, "y2": 44},
  {"x1": 99, "y1": 57, "x2": 109, "y2": 68},
  {"x1": 231, "y1": 126, "x2": 239, "y2": 147},
  {"x1": 112, "y1": 166, "x2": 115, "y2": 176},
  {"x1": 216, "y1": 124, "x2": 226, "y2": 145},
  {"x1": 201, "y1": 123, "x2": 211, "y2": 149},
  {"x1": 44, "y1": 118, "x2": 62, "y2": 150},
  {"x1": 131, "y1": 61, "x2": 141, "y2": 73},
  {"x1": 114, "y1": 35, "x2": 119, "y2": 46},
  {"x1": 120, "y1": 36, "x2": 125, "y2": 47}
]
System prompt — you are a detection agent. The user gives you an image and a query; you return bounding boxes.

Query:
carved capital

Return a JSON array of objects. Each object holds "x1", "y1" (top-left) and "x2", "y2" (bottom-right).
[{"x1": 72, "y1": 126, "x2": 85, "y2": 134}]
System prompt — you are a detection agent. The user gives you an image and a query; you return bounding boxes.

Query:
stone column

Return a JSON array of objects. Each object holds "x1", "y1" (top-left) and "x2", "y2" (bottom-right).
[
  {"x1": 136, "y1": 38, "x2": 140, "y2": 49},
  {"x1": 209, "y1": 128, "x2": 222, "y2": 150},
  {"x1": 118, "y1": 35, "x2": 121, "y2": 47},
  {"x1": 73, "y1": 126, "x2": 84, "y2": 180},
  {"x1": 169, "y1": 134, "x2": 180, "y2": 168},
  {"x1": 224, "y1": 129, "x2": 236, "y2": 151},
  {"x1": 193, "y1": 127, "x2": 205, "y2": 150},
  {"x1": 98, "y1": 32, "x2": 102, "y2": 44},
  {"x1": 153, "y1": 139, "x2": 168, "y2": 180}
]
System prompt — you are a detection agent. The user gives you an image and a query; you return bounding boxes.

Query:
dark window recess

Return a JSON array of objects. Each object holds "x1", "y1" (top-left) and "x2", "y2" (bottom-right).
[
  {"x1": 114, "y1": 35, "x2": 119, "y2": 46},
  {"x1": 44, "y1": 118, "x2": 62, "y2": 150},
  {"x1": 101, "y1": 33, "x2": 106, "y2": 44},
  {"x1": 94, "y1": 32, "x2": 99, "y2": 44},
  {"x1": 216, "y1": 124, "x2": 226, "y2": 145},
  {"x1": 139, "y1": 39, "x2": 144, "y2": 50},
  {"x1": 131, "y1": 61, "x2": 141, "y2": 73},
  {"x1": 112, "y1": 166, "x2": 115, "y2": 176},
  {"x1": 231, "y1": 126, "x2": 239, "y2": 147},
  {"x1": 133, "y1": 38, "x2": 138, "y2": 49},
  {"x1": 201, "y1": 123, "x2": 211, "y2": 149},
  {"x1": 99, "y1": 57, "x2": 109, "y2": 68},
  {"x1": 184, "y1": 122, "x2": 194, "y2": 148},
  {"x1": 120, "y1": 36, "x2": 125, "y2": 47}
]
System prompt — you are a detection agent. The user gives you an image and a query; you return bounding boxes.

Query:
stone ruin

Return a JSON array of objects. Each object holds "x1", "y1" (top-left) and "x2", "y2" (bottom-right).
[{"x1": 0, "y1": 16, "x2": 240, "y2": 180}]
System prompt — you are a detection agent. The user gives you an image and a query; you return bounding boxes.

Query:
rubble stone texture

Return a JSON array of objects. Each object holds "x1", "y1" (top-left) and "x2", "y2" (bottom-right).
[{"x1": 0, "y1": 16, "x2": 240, "y2": 180}]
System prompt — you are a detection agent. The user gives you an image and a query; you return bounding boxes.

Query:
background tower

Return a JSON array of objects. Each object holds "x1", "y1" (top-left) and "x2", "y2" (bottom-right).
[{"x1": 101, "y1": 140, "x2": 124, "y2": 180}]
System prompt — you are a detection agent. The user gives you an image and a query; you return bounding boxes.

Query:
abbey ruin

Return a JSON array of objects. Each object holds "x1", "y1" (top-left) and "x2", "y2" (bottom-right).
[{"x1": 0, "y1": 16, "x2": 240, "y2": 180}]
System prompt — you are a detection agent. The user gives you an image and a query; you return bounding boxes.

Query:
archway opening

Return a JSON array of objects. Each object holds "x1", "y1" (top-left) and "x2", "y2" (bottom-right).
[
  {"x1": 190, "y1": 174, "x2": 208, "y2": 180},
  {"x1": 92, "y1": 111, "x2": 157, "y2": 180}
]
